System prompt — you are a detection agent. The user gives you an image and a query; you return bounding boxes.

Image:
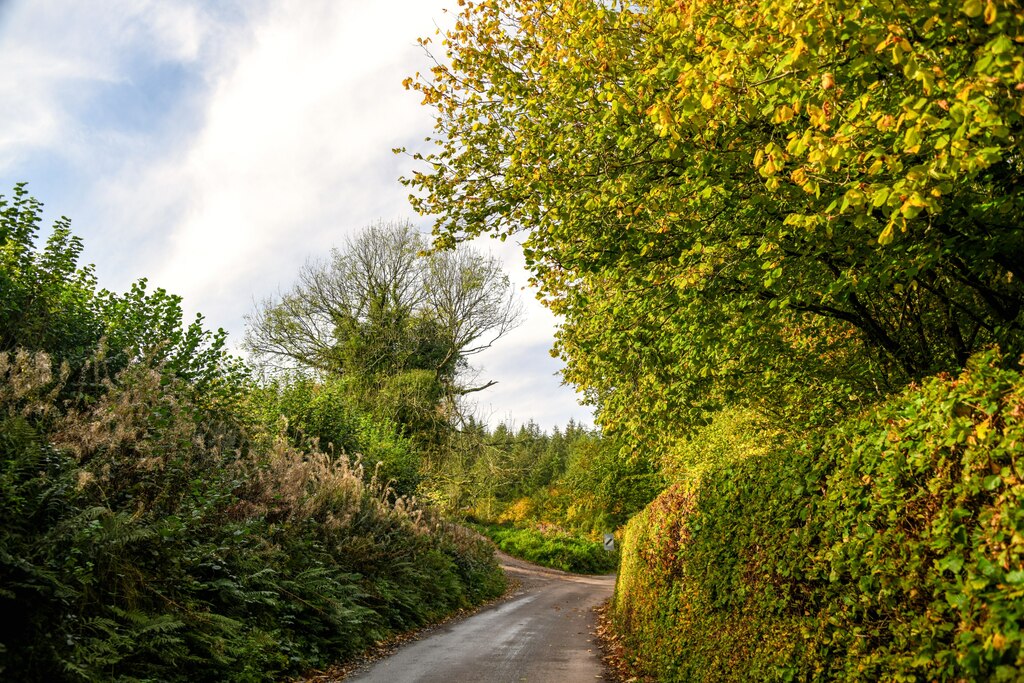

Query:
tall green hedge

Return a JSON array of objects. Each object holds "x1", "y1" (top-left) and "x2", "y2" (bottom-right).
[
  {"x1": 0, "y1": 188, "x2": 506, "y2": 681},
  {"x1": 613, "y1": 351, "x2": 1024, "y2": 681},
  {"x1": 0, "y1": 351, "x2": 506, "y2": 682}
]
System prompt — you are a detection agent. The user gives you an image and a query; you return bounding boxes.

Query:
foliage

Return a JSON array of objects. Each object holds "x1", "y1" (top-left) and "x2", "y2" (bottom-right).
[
  {"x1": 471, "y1": 521, "x2": 618, "y2": 575},
  {"x1": 426, "y1": 419, "x2": 661, "y2": 534},
  {"x1": 244, "y1": 220, "x2": 521, "y2": 400},
  {"x1": 403, "y1": 0, "x2": 1024, "y2": 449},
  {"x1": 247, "y1": 376, "x2": 424, "y2": 498},
  {"x1": 0, "y1": 184, "x2": 244, "y2": 410},
  {"x1": 244, "y1": 220, "x2": 524, "y2": 490},
  {"x1": 612, "y1": 351, "x2": 1024, "y2": 681},
  {"x1": 0, "y1": 185, "x2": 101, "y2": 370},
  {"x1": 438, "y1": 420, "x2": 656, "y2": 577},
  {"x1": 660, "y1": 407, "x2": 784, "y2": 484},
  {"x1": 0, "y1": 190, "x2": 506, "y2": 681},
  {"x1": 0, "y1": 351, "x2": 504, "y2": 682},
  {"x1": 550, "y1": 432, "x2": 664, "y2": 532}
]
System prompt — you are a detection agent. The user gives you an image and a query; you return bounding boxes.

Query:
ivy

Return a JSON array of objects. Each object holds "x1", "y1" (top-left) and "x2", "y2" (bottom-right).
[{"x1": 613, "y1": 351, "x2": 1024, "y2": 681}]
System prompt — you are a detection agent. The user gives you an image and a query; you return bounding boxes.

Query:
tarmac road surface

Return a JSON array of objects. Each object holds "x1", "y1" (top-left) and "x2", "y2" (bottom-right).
[{"x1": 345, "y1": 551, "x2": 616, "y2": 683}]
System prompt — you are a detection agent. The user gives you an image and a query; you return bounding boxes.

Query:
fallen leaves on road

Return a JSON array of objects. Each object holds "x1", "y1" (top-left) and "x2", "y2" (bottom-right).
[{"x1": 593, "y1": 599, "x2": 652, "y2": 683}]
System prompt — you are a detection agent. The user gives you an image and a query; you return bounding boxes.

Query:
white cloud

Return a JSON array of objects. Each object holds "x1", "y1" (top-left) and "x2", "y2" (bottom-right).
[
  {"x1": 0, "y1": 0, "x2": 217, "y2": 167},
  {"x1": 105, "y1": 2, "x2": 451, "y2": 318},
  {"x1": 0, "y1": 0, "x2": 594, "y2": 430}
]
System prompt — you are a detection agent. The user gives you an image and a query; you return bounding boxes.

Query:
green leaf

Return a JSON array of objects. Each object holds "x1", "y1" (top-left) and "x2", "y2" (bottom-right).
[
  {"x1": 945, "y1": 590, "x2": 968, "y2": 609},
  {"x1": 939, "y1": 555, "x2": 964, "y2": 573},
  {"x1": 963, "y1": 0, "x2": 984, "y2": 18},
  {"x1": 871, "y1": 188, "x2": 890, "y2": 208}
]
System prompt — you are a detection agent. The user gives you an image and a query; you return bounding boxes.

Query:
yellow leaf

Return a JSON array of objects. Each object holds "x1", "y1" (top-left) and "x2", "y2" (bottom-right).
[
  {"x1": 976, "y1": 417, "x2": 991, "y2": 441},
  {"x1": 878, "y1": 223, "x2": 895, "y2": 245},
  {"x1": 984, "y1": 1, "x2": 997, "y2": 23},
  {"x1": 700, "y1": 92, "x2": 715, "y2": 109},
  {"x1": 772, "y1": 105, "x2": 795, "y2": 124},
  {"x1": 660, "y1": 107, "x2": 672, "y2": 127}
]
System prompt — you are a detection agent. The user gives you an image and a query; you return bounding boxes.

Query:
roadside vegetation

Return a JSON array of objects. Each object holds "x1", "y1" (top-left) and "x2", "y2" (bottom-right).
[
  {"x1": 444, "y1": 420, "x2": 657, "y2": 573},
  {"x1": 0, "y1": 190, "x2": 509, "y2": 681},
  {"x1": 405, "y1": 0, "x2": 1024, "y2": 679},
  {"x1": 615, "y1": 355, "x2": 1024, "y2": 680},
  {"x1": 469, "y1": 422, "x2": 662, "y2": 536},
  {"x1": 471, "y1": 521, "x2": 617, "y2": 574}
]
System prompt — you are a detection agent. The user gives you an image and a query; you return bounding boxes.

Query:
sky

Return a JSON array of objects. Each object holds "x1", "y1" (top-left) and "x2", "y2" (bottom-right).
[{"x1": 0, "y1": 0, "x2": 594, "y2": 431}]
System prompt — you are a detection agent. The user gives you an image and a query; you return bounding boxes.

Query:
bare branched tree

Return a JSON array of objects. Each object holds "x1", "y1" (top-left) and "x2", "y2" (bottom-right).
[
  {"x1": 424, "y1": 248, "x2": 523, "y2": 394},
  {"x1": 244, "y1": 220, "x2": 522, "y2": 395}
]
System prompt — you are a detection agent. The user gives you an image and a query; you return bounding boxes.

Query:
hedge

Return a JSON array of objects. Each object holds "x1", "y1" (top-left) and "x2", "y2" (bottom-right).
[{"x1": 613, "y1": 351, "x2": 1024, "y2": 681}]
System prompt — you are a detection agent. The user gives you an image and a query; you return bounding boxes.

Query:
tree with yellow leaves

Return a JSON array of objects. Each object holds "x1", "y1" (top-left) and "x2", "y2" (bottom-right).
[{"x1": 404, "y1": 0, "x2": 1024, "y2": 447}]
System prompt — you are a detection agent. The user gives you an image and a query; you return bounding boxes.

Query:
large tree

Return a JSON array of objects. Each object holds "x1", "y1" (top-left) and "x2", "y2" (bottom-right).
[
  {"x1": 244, "y1": 220, "x2": 521, "y2": 396},
  {"x1": 402, "y1": 0, "x2": 1024, "y2": 446}
]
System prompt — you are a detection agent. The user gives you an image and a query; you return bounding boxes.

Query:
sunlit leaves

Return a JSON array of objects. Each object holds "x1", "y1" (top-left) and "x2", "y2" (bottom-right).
[
  {"x1": 404, "y1": 0, "x2": 1024, "y2": 448},
  {"x1": 614, "y1": 352, "x2": 1024, "y2": 680}
]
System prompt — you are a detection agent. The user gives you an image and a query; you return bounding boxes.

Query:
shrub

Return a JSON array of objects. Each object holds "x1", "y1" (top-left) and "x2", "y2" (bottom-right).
[
  {"x1": 250, "y1": 377, "x2": 423, "y2": 498},
  {"x1": 474, "y1": 521, "x2": 618, "y2": 574},
  {"x1": 0, "y1": 355, "x2": 502, "y2": 681},
  {"x1": 613, "y1": 351, "x2": 1024, "y2": 681}
]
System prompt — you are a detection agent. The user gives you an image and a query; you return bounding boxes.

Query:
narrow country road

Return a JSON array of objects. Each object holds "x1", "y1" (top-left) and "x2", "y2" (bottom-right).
[{"x1": 345, "y1": 552, "x2": 616, "y2": 683}]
